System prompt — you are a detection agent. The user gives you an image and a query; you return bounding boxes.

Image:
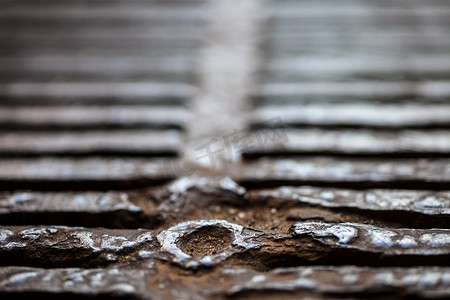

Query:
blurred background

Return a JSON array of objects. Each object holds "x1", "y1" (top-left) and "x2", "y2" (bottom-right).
[{"x1": 0, "y1": 0, "x2": 449, "y2": 184}]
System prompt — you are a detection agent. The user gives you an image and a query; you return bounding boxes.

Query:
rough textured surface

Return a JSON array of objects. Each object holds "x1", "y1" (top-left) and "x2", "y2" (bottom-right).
[
  {"x1": 0, "y1": 130, "x2": 181, "y2": 156},
  {"x1": 0, "y1": 106, "x2": 187, "y2": 129},
  {"x1": 251, "y1": 103, "x2": 450, "y2": 128},
  {"x1": 291, "y1": 222, "x2": 450, "y2": 256},
  {"x1": 2, "y1": 220, "x2": 450, "y2": 270},
  {"x1": 1, "y1": 266, "x2": 450, "y2": 299},
  {"x1": 0, "y1": 191, "x2": 154, "y2": 228},
  {"x1": 2, "y1": 157, "x2": 449, "y2": 190},
  {"x1": 244, "y1": 129, "x2": 450, "y2": 157},
  {"x1": 1, "y1": 0, "x2": 450, "y2": 298},
  {"x1": 0, "y1": 158, "x2": 175, "y2": 190},
  {"x1": 235, "y1": 158, "x2": 450, "y2": 189},
  {"x1": 0, "y1": 82, "x2": 196, "y2": 105},
  {"x1": 250, "y1": 186, "x2": 450, "y2": 216},
  {"x1": 0, "y1": 226, "x2": 157, "y2": 268}
]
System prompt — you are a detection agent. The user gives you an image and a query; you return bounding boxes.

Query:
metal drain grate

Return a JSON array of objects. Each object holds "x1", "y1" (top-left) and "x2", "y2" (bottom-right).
[{"x1": 0, "y1": 0, "x2": 450, "y2": 299}]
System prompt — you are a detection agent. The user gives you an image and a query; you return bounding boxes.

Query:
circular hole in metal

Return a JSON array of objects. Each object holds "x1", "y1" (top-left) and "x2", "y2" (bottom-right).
[{"x1": 177, "y1": 225, "x2": 234, "y2": 258}]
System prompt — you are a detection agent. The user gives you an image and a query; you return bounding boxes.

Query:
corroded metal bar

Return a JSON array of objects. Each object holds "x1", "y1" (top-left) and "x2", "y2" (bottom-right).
[
  {"x1": 250, "y1": 186, "x2": 450, "y2": 216},
  {"x1": 1, "y1": 220, "x2": 449, "y2": 269},
  {"x1": 0, "y1": 191, "x2": 156, "y2": 228},
  {"x1": 265, "y1": 57, "x2": 450, "y2": 76},
  {"x1": 0, "y1": 106, "x2": 187, "y2": 129},
  {"x1": 0, "y1": 58, "x2": 193, "y2": 80},
  {"x1": 244, "y1": 129, "x2": 450, "y2": 157},
  {"x1": 235, "y1": 158, "x2": 450, "y2": 189},
  {"x1": 0, "y1": 158, "x2": 174, "y2": 190},
  {"x1": 0, "y1": 226, "x2": 157, "y2": 267},
  {"x1": 224, "y1": 266, "x2": 450, "y2": 299},
  {"x1": 251, "y1": 103, "x2": 450, "y2": 128},
  {"x1": 0, "y1": 7, "x2": 206, "y2": 21},
  {"x1": 291, "y1": 222, "x2": 450, "y2": 256},
  {"x1": 268, "y1": 34, "x2": 450, "y2": 49},
  {"x1": 0, "y1": 177, "x2": 246, "y2": 228},
  {"x1": 257, "y1": 81, "x2": 450, "y2": 100},
  {"x1": 0, "y1": 37, "x2": 200, "y2": 51},
  {"x1": 269, "y1": 8, "x2": 450, "y2": 22},
  {"x1": 0, "y1": 82, "x2": 195, "y2": 102},
  {"x1": 0, "y1": 265, "x2": 449, "y2": 299},
  {"x1": 0, "y1": 130, "x2": 181, "y2": 156}
]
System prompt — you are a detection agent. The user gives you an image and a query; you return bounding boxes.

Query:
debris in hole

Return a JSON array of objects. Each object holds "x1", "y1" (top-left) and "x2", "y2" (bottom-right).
[{"x1": 157, "y1": 220, "x2": 262, "y2": 269}]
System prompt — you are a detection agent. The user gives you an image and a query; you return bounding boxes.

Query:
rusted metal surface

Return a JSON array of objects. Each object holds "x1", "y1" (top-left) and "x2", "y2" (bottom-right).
[
  {"x1": 0, "y1": 82, "x2": 196, "y2": 105},
  {"x1": 0, "y1": 57, "x2": 195, "y2": 82},
  {"x1": 2, "y1": 220, "x2": 450, "y2": 269},
  {"x1": 0, "y1": 130, "x2": 181, "y2": 156},
  {"x1": 235, "y1": 158, "x2": 450, "y2": 189},
  {"x1": 291, "y1": 222, "x2": 450, "y2": 256},
  {"x1": 0, "y1": 106, "x2": 187, "y2": 129},
  {"x1": 245, "y1": 129, "x2": 450, "y2": 157},
  {"x1": 263, "y1": 57, "x2": 450, "y2": 82},
  {"x1": 1, "y1": 0, "x2": 450, "y2": 298},
  {"x1": 0, "y1": 158, "x2": 175, "y2": 190},
  {"x1": 0, "y1": 191, "x2": 153, "y2": 228},
  {"x1": 255, "y1": 81, "x2": 450, "y2": 101},
  {"x1": 251, "y1": 103, "x2": 450, "y2": 128},
  {"x1": 0, "y1": 226, "x2": 157, "y2": 268},
  {"x1": 250, "y1": 187, "x2": 450, "y2": 217},
  {"x1": 1, "y1": 157, "x2": 449, "y2": 190},
  {"x1": 1, "y1": 266, "x2": 449, "y2": 299}
]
